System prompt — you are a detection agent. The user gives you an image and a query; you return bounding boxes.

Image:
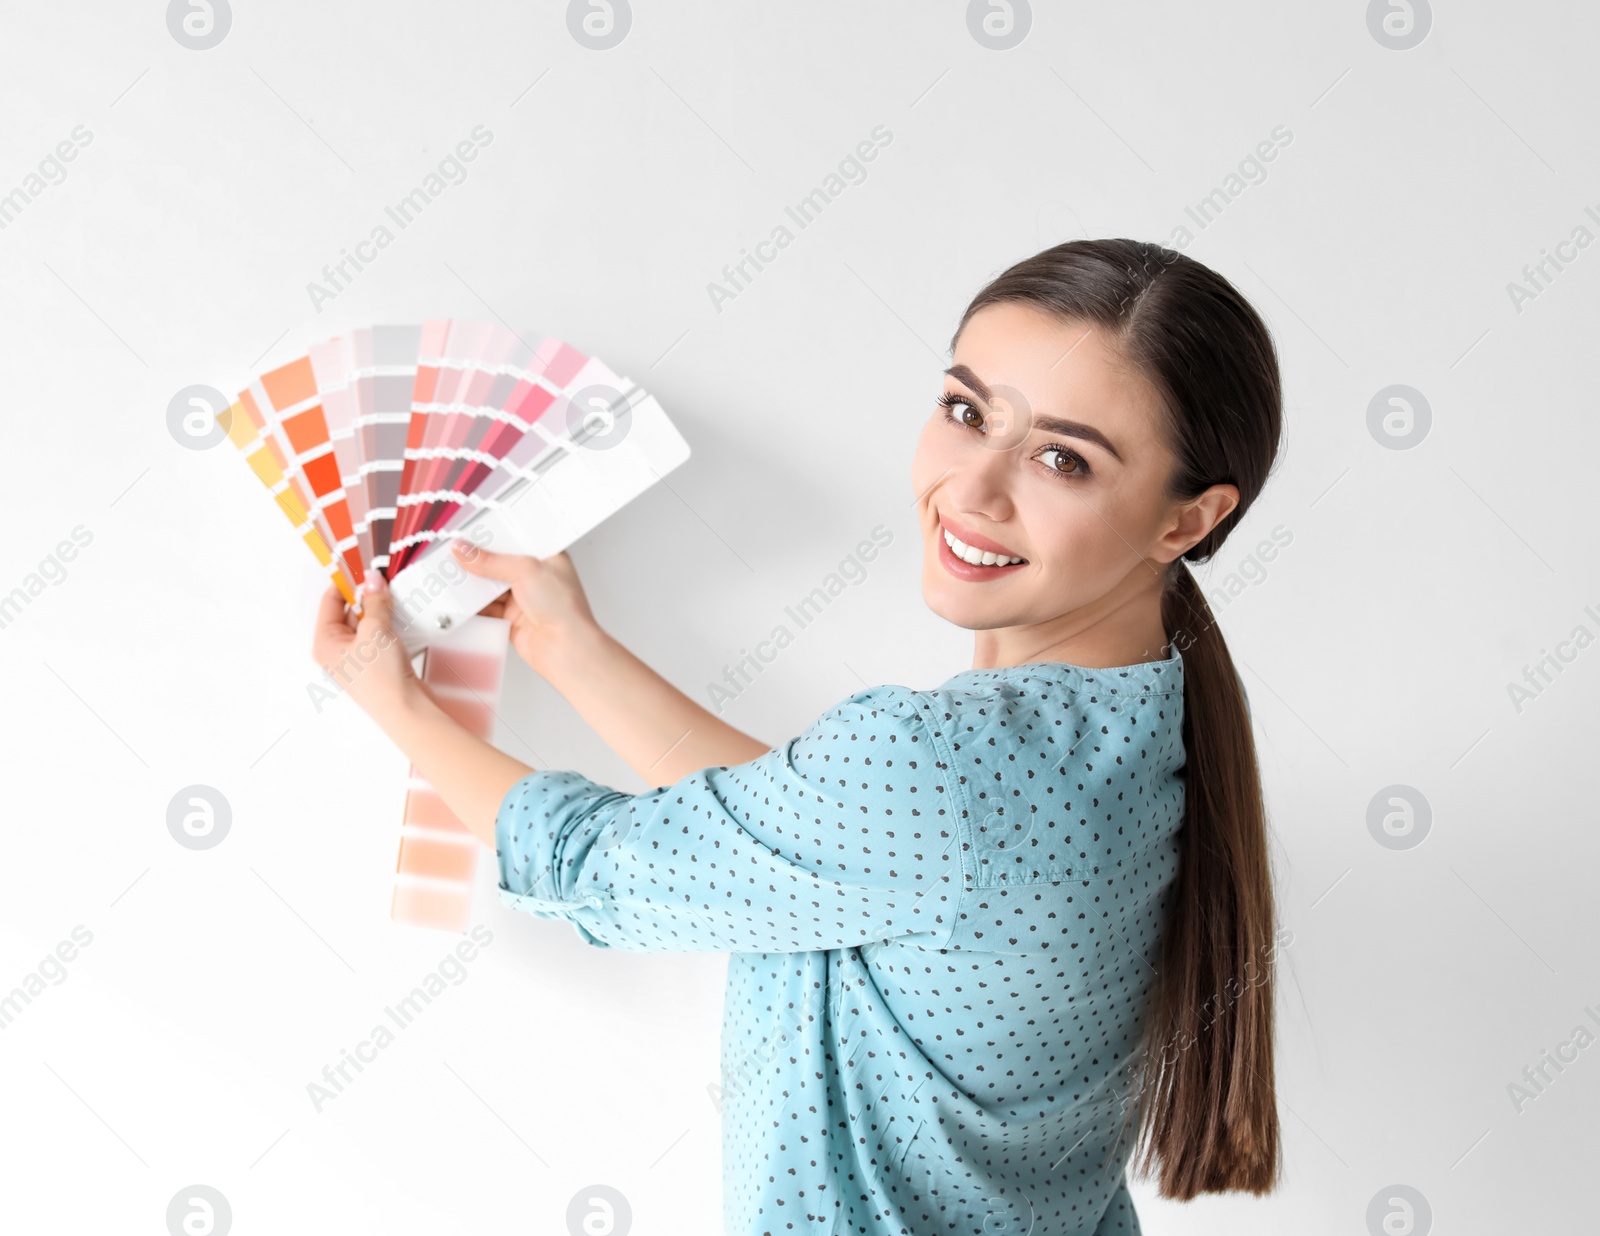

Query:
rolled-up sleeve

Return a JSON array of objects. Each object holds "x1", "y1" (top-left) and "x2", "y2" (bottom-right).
[{"x1": 494, "y1": 685, "x2": 968, "y2": 952}]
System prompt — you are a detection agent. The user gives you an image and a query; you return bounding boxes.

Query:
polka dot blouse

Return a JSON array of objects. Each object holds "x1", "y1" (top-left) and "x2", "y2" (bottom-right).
[{"x1": 496, "y1": 648, "x2": 1187, "y2": 1235}]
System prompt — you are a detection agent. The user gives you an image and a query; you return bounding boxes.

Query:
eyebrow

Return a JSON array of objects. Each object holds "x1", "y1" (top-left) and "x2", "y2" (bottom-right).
[{"x1": 944, "y1": 363, "x2": 1125, "y2": 463}]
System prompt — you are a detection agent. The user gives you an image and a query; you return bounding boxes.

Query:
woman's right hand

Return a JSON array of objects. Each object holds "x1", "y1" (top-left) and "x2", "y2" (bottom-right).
[
  {"x1": 450, "y1": 541, "x2": 602, "y2": 678},
  {"x1": 452, "y1": 537, "x2": 772, "y2": 784}
]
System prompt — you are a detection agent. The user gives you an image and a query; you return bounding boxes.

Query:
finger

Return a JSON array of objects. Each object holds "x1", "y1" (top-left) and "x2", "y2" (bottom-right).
[
  {"x1": 356, "y1": 570, "x2": 396, "y2": 635},
  {"x1": 450, "y1": 540, "x2": 537, "y2": 582},
  {"x1": 315, "y1": 583, "x2": 354, "y2": 636},
  {"x1": 313, "y1": 584, "x2": 356, "y2": 662}
]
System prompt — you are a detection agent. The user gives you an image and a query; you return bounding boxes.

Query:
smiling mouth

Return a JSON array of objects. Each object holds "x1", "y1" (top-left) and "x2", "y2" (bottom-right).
[{"x1": 941, "y1": 525, "x2": 1027, "y2": 567}]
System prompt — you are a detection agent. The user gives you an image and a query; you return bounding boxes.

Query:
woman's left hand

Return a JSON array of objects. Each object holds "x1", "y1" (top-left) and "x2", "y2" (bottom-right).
[{"x1": 311, "y1": 571, "x2": 419, "y2": 718}]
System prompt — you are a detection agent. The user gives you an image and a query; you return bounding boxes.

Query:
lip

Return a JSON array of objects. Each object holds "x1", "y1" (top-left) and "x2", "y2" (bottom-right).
[
  {"x1": 936, "y1": 515, "x2": 1028, "y2": 581},
  {"x1": 939, "y1": 515, "x2": 1026, "y2": 561}
]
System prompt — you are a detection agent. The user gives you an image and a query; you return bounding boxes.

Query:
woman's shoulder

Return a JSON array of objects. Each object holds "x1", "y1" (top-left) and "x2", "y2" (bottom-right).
[
  {"x1": 889, "y1": 659, "x2": 1187, "y2": 765},
  {"x1": 934, "y1": 652, "x2": 1185, "y2": 700},
  {"x1": 799, "y1": 655, "x2": 1185, "y2": 755},
  {"x1": 913, "y1": 652, "x2": 1181, "y2": 709},
  {"x1": 792, "y1": 682, "x2": 929, "y2": 751}
]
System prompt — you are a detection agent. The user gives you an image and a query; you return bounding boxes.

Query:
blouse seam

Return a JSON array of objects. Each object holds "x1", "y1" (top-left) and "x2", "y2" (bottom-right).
[
  {"x1": 1057, "y1": 684, "x2": 1185, "y2": 701},
  {"x1": 896, "y1": 688, "x2": 974, "y2": 953}
]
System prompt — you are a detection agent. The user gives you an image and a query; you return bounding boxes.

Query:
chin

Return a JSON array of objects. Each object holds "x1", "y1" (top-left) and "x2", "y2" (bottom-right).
[{"x1": 920, "y1": 577, "x2": 993, "y2": 628}]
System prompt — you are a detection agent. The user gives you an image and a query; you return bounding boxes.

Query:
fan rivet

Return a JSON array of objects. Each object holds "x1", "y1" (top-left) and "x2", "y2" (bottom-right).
[{"x1": 437, "y1": 615, "x2": 453, "y2": 629}]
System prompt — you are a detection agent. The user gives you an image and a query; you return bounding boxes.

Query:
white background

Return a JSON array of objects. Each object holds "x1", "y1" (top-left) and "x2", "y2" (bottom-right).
[{"x1": 2, "y1": 1, "x2": 1596, "y2": 1233}]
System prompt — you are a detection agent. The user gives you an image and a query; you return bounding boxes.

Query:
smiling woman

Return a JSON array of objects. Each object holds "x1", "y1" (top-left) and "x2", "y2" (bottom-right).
[
  {"x1": 314, "y1": 236, "x2": 1286, "y2": 1235},
  {"x1": 913, "y1": 239, "x2": 1285, "y2": 1203}
]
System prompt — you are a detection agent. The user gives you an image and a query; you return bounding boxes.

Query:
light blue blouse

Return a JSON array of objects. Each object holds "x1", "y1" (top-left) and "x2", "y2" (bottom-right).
[{"x1": 496, "y1": 648, "x2": 1186, "y2": 1236}]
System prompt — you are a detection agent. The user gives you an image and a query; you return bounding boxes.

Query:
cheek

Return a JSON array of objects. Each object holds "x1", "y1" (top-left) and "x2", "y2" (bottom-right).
[
  {"x1": 909, "y1": 417, "x2": 952, "y2": 497},
  {"x1": 1032, "y1": 489, "x2": 1137, "y2": 570},
  {"x1": 1036, "y1": 485, "x2": 1162, "y2": 572}
]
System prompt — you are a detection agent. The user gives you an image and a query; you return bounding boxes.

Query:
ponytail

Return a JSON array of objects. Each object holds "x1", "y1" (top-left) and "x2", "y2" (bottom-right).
[
  {"x1": 953, "y1": 237, "x2": 1286, "y2": 1198},
  {"x1": 1121, "y1": 560, "x2": 1281, "y2": 1197}
]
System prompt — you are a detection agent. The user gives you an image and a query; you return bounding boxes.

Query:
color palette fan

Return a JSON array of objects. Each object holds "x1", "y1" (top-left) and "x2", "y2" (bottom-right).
[
  {"x1": 222, "y1": 320, "x2": 691, "y2": 648},
  {"x1": 222, "y1": 319, "x2": 692, "y2": 932}
]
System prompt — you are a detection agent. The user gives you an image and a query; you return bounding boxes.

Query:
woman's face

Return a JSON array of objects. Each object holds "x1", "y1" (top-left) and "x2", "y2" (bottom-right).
[{"x1": 911, "y1": 301, "x2": 1207, "y2": 651}]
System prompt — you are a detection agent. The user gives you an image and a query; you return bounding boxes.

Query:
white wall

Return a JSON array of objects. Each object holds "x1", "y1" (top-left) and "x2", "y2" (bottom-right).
[{"x1": 2, "y1": 1, "x2": 1595, "y2": 1232}]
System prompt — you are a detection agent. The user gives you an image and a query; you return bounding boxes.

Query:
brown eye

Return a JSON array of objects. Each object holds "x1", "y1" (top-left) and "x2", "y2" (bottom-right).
[
  {"x1": 939, "y1": 394, "x2": 985, "y2": 432},
  {"x1": 1039, "y1": 446, "x2": 1089, "y2": 478}
]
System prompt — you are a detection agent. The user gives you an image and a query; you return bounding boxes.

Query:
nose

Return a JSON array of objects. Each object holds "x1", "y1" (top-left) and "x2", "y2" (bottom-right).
[{"x1": 939, "y1": 441, "x2": 1018, "y2": 524}]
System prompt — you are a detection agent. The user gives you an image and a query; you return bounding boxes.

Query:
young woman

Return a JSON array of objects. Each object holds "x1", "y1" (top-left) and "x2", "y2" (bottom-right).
[{"x1": 313, "y1": 237, "x2": 1285, "y2": 1235}]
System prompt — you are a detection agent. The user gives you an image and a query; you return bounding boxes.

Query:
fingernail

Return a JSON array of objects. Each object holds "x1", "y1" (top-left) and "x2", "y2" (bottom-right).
[
  {"x1": 451, "y1": 540, "x2": 466, "y2": 554},
  {"x1": 364, "y1": 571, "x2": 387, "y2": 593}
]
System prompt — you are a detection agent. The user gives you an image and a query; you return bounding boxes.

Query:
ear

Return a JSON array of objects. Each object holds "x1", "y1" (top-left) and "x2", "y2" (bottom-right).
[{"x1": 1154, "y1": 482, "x2": 1239, "y2": 563}]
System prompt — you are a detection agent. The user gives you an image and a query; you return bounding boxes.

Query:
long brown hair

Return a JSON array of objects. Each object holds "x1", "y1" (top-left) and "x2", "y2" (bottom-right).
[{"x1": 951, "y1": 238, "x2": 1283, "y2": 1198}]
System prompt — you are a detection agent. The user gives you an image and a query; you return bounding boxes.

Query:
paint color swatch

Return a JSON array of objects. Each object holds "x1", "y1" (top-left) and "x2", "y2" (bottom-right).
[
  {"x1": 386, "y1": 323, "x2": 591, "y2": 575},
  {"x1": 223, "y1": 388, "x2": 358, "y2": 606},
  {"x1": 219, "y1": 318, "x2": 692, "y2": 931},
  {"x1": 390, "y1": 614, "x2": 510, "y2": 932},
  {"x1": 224, "y1": 318, "x2": 691, "y2": 654}
]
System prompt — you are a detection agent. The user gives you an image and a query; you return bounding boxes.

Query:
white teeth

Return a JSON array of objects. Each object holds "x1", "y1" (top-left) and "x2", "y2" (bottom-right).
[{"x1": 943, "y1": 527, "x2": 1024, "y2": 566}]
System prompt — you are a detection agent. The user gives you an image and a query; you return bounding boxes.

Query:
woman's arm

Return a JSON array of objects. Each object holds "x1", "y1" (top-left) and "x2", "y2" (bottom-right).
[
  {"x1": 537, "y1": 622, "x2": 773, "y2": 786},
  {"x1": 374, "y1": 684, "x2": 532, "y2": 850},
  {"x1": 313, "y1": 544, "x2": 770, "y2": 851},
  {"x1": 494, "y1": 682, "x2": 968, "y2": 954},
  {"x1": 312, "y1": 575, "x2": 531, "y2": 849},
  {"x1": 452, "y1": 543, "x2": 771, "y2": 785}
]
